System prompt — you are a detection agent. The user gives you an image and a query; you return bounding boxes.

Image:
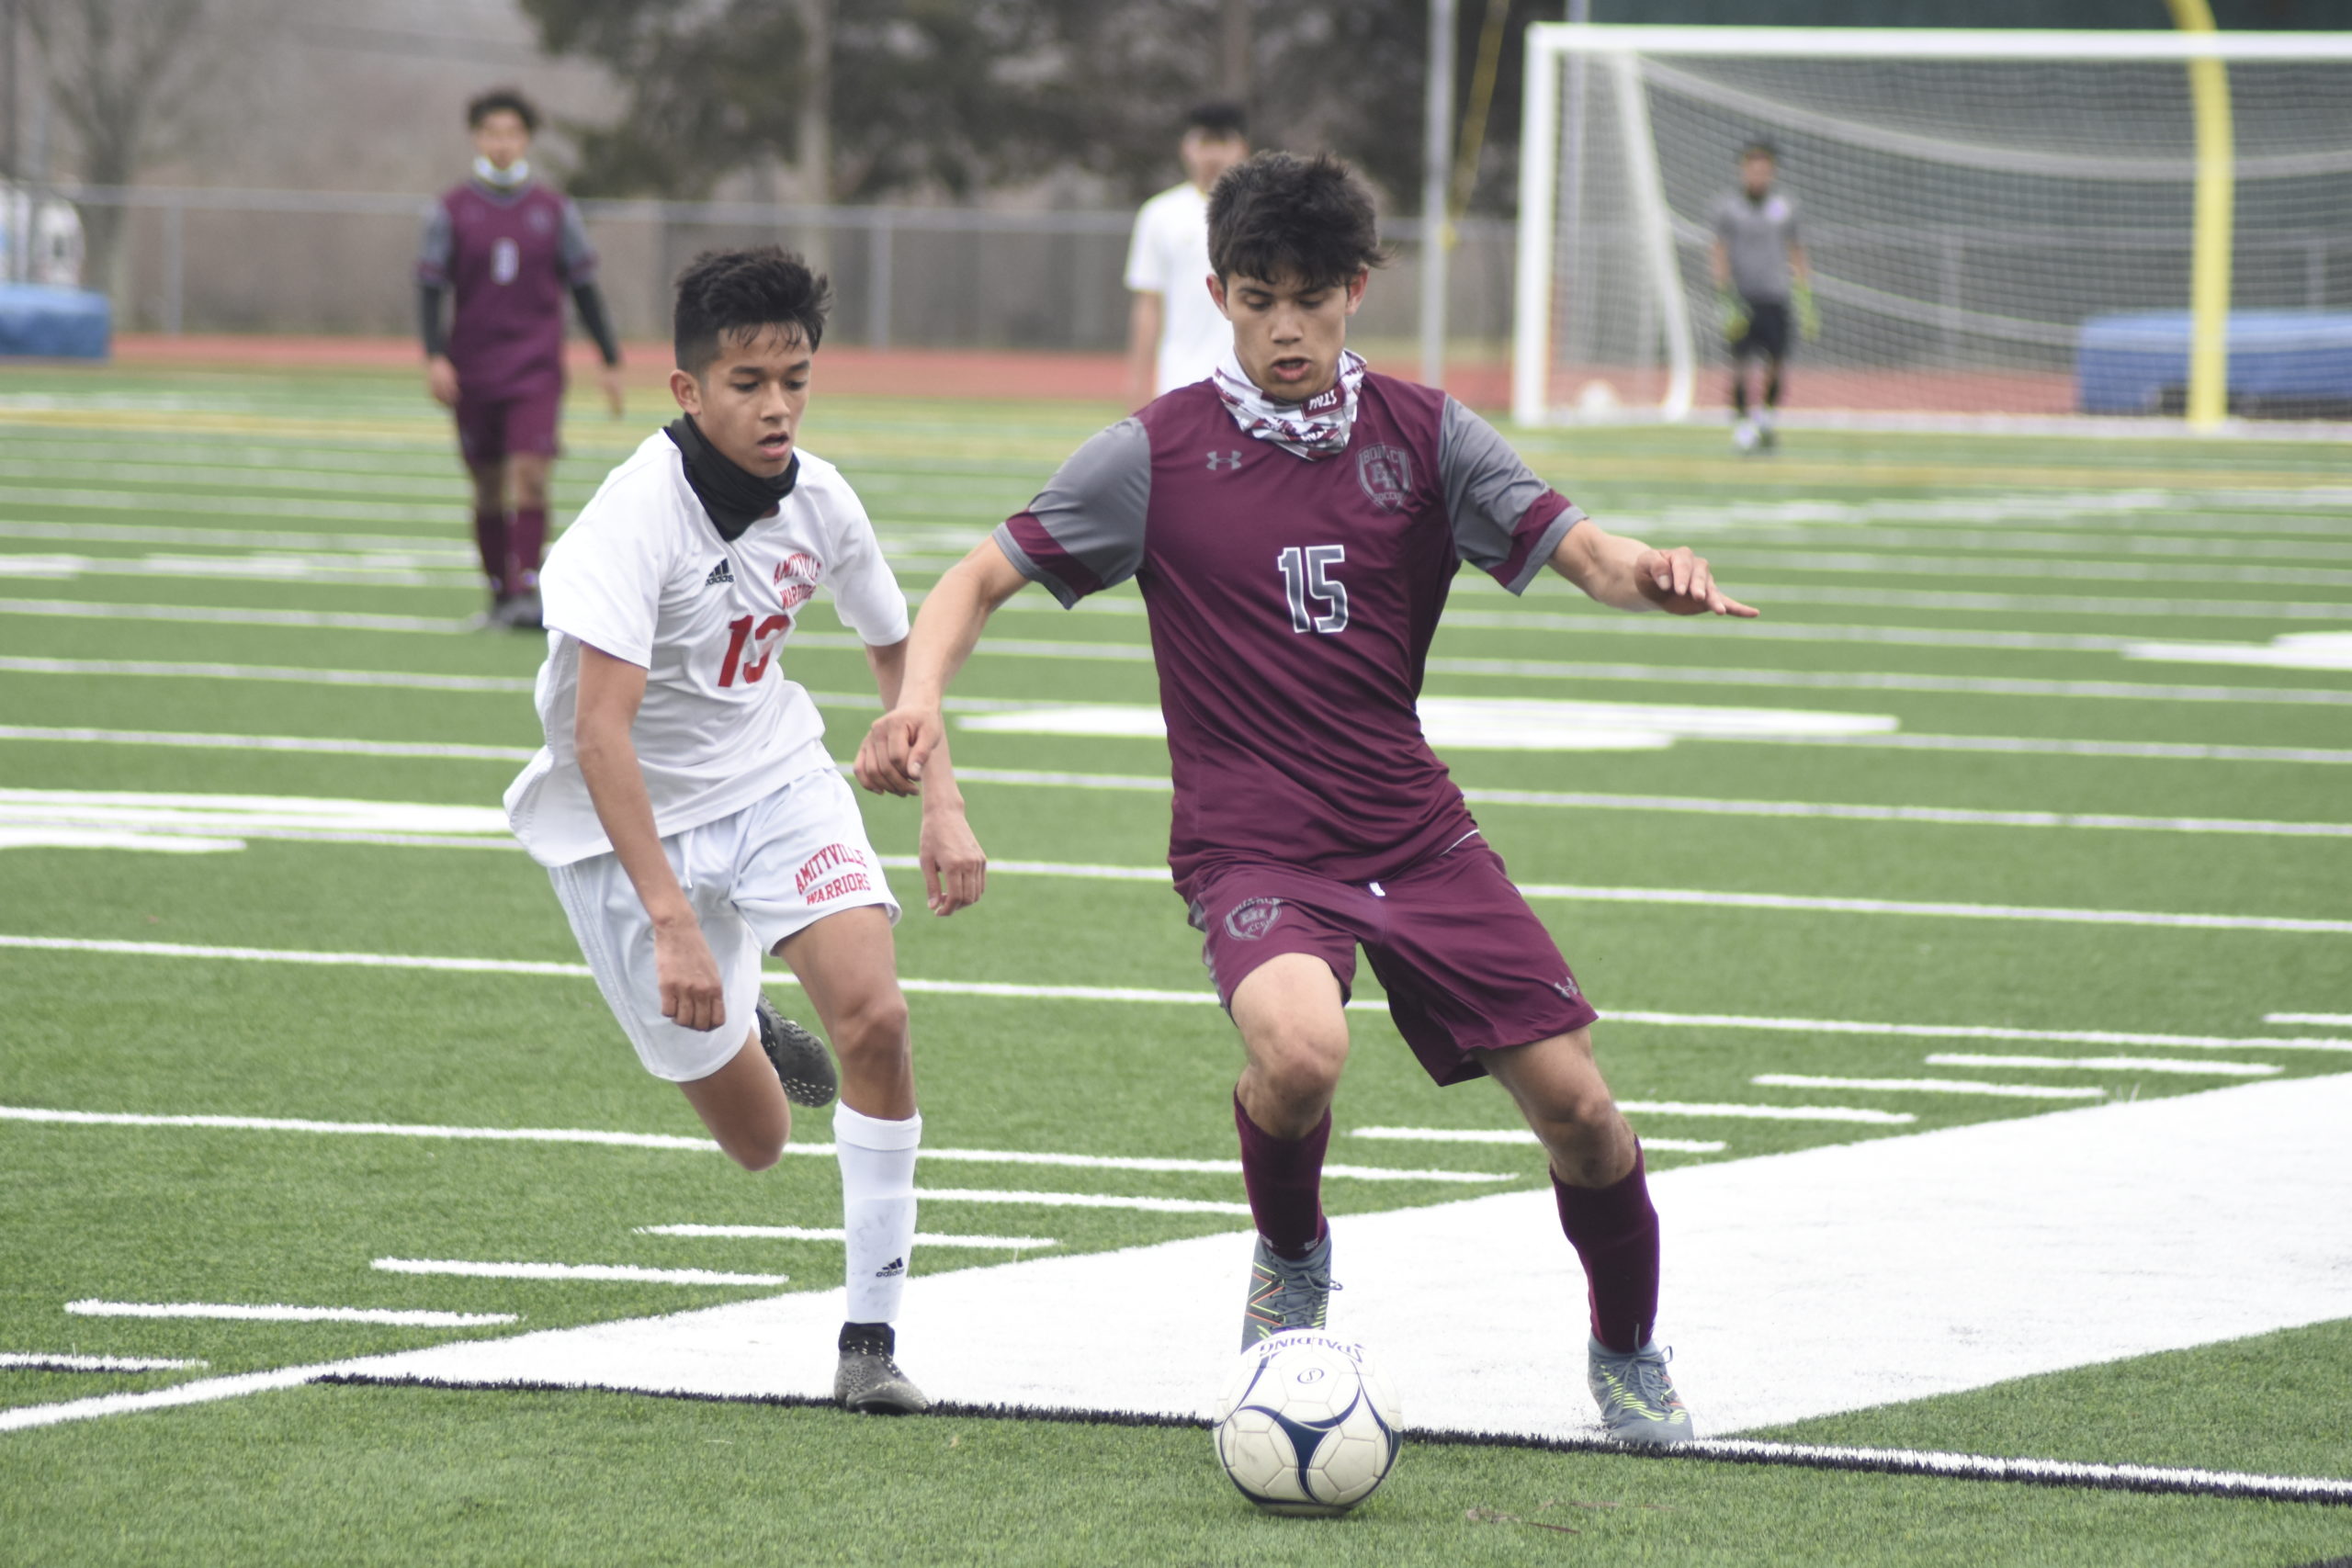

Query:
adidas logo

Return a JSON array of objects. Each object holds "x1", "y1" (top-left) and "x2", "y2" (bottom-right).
[
  {"x1": 874, "y1": 1257, "x2": 906, "y2": 1279},
  {"x1": 704, "y1": 558, "x2": 734, "y2": 587}
]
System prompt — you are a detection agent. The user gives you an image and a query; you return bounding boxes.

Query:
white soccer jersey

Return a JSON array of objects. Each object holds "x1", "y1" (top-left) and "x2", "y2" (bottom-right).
[
  {"x1": 505, "y1": 431, "x2": 909, "y2": 867},
  {"x1": 1124, "y1": 182, "x2": 1230, "y2": 394}
]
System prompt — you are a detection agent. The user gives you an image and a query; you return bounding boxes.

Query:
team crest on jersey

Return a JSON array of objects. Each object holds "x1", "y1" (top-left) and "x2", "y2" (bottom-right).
[
  {"x1": 1356, "y1": 444, "x2": 1413, "y2": 513},
  {"x1": 773, "y1": 552, "x2": 821, "y2": 615},
  {"x1": 1224, "y1": 897, "x2": 1284, "y2": 942}
]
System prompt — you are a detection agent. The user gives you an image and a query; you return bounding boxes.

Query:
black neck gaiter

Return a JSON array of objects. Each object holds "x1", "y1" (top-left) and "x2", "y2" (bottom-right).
[{"x1": 665, "y1": 414, "x2": 799, "y2": 541}]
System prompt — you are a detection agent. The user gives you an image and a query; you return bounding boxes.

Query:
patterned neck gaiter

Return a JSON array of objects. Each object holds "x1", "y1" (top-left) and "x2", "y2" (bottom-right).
[{"x1": 1211, "y1": 348, "x2": 1367, "y2": 460}]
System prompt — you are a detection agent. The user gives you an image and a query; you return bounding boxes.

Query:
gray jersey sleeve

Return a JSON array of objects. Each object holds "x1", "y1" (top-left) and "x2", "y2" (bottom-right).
[
  {"x1": 416, "y1": 199, "x2": 454, "y2": 285},
  {"x1": 1438, "y1": 397, "x2": 1583, "y2": 594},
  {"x1": 991, "y1": 418, "x2": 1152, "y2": 607},
  {"x1": 558, "y1": 198, "x2": 599, "y2": 284}
]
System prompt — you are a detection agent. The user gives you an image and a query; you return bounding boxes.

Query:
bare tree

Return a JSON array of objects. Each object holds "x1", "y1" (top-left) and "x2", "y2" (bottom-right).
[{"x1": 24, "y1": 0, "x2": 220, "y2": 295}]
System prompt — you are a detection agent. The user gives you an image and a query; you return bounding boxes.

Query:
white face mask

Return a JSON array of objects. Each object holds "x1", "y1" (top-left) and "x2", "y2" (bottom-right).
[{"x1": 473, "y1": 155, "x2": 531, "y2": 189}]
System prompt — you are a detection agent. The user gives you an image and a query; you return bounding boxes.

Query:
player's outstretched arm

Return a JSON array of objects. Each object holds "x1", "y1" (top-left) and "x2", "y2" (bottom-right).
[
  {"x1": 855, "y1": 538, "x2": 1032, "y2": 797},
  {"x1": 575, "y1": 643, "x2": 725, "y2": 1032},
  {"x1": 865, "y1": 637, "x2": 987, "y2": 917},
  {"x1": 1549, "y1": 519, "x2": 1759, "y2": 618}
]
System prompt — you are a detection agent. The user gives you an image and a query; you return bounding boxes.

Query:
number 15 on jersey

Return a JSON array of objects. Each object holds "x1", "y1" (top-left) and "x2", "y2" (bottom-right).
[{"x1": 1277, "y1": 545, "x2": 1348, "y2": 635}]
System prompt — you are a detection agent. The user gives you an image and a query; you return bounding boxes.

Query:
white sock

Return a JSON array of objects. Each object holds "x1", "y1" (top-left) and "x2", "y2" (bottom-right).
[{"x1": 834, "y1": 1102, "x2": 921, "y2": 1325}]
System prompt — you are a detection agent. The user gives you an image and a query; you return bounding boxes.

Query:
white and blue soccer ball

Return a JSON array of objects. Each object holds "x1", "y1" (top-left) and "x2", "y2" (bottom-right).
[{"x1": 1213, "y1": 1330, "x2": 1401, "y2": 1516}]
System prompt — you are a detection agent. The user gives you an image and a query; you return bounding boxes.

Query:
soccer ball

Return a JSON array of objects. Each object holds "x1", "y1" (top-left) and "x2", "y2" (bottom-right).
[{"x1": 1213, "y1": 1330, "x2": 1401, "y2": 1516}]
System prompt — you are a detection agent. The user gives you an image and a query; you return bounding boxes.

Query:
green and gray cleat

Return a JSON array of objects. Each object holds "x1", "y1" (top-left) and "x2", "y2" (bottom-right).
[
  {"x1": 1240, "y1": 1231, "x2": 1337, "y2": 1349},
  {"x1": 756, "y1": 996, "x2": 837, "y2": 1108},
  {"x1": 835, "y1": 1322, "x2": 928, "y2": 1415},
  {"x1": 1588, "y1": 1337, "x2": 1694, "y2": 1445}
]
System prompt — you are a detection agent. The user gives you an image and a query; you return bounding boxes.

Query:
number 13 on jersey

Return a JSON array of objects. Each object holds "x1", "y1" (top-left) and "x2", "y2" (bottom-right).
[{"x1": 1277, "y1": 545, "x2": 1349, "y2": 635}]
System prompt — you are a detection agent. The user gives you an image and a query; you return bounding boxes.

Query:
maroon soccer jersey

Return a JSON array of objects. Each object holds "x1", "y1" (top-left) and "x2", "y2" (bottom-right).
[
  {"x1": 417, "y1": 180, "x2": 598, "y2": 401},
  {"x1": 994, "y1": 374, "x2": 1581, "y2": 895}
]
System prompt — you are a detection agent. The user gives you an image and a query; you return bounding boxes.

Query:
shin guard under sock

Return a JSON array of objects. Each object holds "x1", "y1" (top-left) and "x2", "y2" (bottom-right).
[
  {"x1": 834, "y1": 1103, "x2": 922, "y2": 1325},
  {"x1": 1234, "y1": 1092, "x2": 1329, "y2": 1260},
  {"x1": 1553, "y1": 1144, "x2": 1660, "y2": 1354}
]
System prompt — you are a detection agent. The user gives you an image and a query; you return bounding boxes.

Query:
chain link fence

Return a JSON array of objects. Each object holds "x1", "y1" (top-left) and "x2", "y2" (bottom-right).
[{"x1": 63, "y1": 186, "x2": 1517, "y2": 353}]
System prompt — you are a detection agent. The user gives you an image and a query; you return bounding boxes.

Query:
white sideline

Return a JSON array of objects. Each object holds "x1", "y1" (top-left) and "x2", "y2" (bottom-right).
[
  {"x1": 639, "y1": 1225, "x2": 1057, "y2": 1251},
  {"x1": 1922, "y1": 1053, "x2": 2279, "y2": 1077},
  {"x1": 2269, "y1": 1011, "x2": 2352, "y2": 1027},
  {"x1": 0, "y1": 1353, "x2": 207, "y2": 1372},
  {"x1": 65, "y1": 1302, "x2": 514, "y2": 1326},
  {"x1": 0, "y1": 600, "x2": 470, "y2": 635},
  {"x1": 0, "y1": 655, "x2": 527, "y2": 690},
  {"x1": 1751, "y1": 1074, "x2": 2105, "y2": 1101},
  {"x1": 372, "y1": 1259, "x2": 786, "y2": 1288},
  {"x1": 0, "y1": 1107, "x2": 1510, "y2": 1186},
  {"x1": 321, "y1": 1073, "x2": 2352, "y2": 1445}
]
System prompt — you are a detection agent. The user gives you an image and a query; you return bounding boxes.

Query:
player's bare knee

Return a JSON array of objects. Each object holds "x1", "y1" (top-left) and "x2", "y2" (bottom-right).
[
  {"x1": 1250, "y1": 1027, "x2": 1346, "y2": 1108},
  {"x1": 829, "y1": 988, "x2": 911, "y2": 1067}
]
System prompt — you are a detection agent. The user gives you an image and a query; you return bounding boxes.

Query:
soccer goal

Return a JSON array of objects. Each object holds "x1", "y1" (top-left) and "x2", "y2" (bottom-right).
[{"x1": 1511, "y1": 26, "x2": 2352, "y2": 429}]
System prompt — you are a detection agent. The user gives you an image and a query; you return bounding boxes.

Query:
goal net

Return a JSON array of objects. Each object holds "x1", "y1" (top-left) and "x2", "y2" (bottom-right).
[{"x1": 1511, "y1": 27, "x2": 2352, "y2": 427}]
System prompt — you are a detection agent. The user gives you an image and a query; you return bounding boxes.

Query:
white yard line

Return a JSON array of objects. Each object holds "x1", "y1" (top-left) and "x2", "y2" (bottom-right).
[
  {"x1": 373, "y1": 1259, "x2": 787, "y2": 1288},
  {"x1": 65, "y1": 1302, "x2": 514, "y2": 1326},
  {"x1": 1351, "y1": 1127, "x2": 1729, "y2": 1154},
  {"x1": 1616, "y1": 1011, "x2": 2352, "y2": 1054},
  {"x1": 0, "y1": 1361, "x2": 355, "y2": 1434},
  {"x1": 914, "y1": 1189, "x2": 1251, "y2": 1216},
  {"x1": 1753, "y1": 1074, "x2": 2106, "y2": 1101},
  {"x1": 1710, "y1": 732, "x2": 2352, "y2": 764},
  {"x1": 1922, "y1": 1054, "x2": 2280, "y2": 1077},
  {"x1": 0, "y1": 1107, "x2": 1501, "y2": 1185},
  {"x1": 0, "y1": 1353, "x2": 208, "y2": 1372},
  {"x1": 638, "y1": 1225, "x2": 1057, "y2": 1250},
  {"x1": 0, "y1": 728, "x2": 537, "y2": 761},
  {"x1": 0, "y1": 600, "x2": 472, "y2": 634},
  {"x1": 2267, "y1": 1011, "x2": 2352, "y2": 1027},
  {"x1": 0, "y1": 655, "x2": 524, "y2": 688},
  {"x1": 1614, "y1": 1100, "x2": 1913, "y2": 1124}
]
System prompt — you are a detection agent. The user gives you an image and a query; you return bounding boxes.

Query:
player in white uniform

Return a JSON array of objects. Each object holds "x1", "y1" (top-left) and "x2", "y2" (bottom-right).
[
  {"x1": 505, "y1": 246, "x2": 984, "y2": 1413},
  {"x1": 1123, "y1": 102, "x2": 1250, "y2": 406}
]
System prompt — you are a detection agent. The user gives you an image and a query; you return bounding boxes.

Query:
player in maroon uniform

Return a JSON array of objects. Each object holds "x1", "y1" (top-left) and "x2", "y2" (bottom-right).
[
  {"x1": 857, "y1": 153, "x2": 1755, "y2": 1445},
  {"x1": 419, "y1": 87, "x2": 626, "y2": 629}
]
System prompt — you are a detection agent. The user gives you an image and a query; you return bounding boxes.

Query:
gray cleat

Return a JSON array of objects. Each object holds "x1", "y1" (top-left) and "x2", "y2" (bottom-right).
[
  {"x1": 835, "y1": 1322, "x2": 928, "y2": 1415},
  {"x1": 492, "y1": 589, "x2": 543, "y2": 630},
  {"x1": 756, "y1": 996, "x2": 837, "y2": 1108},
  {"x1": 1240, "y1": 1230, "x2": 1337, "y2": 1349},
  {"x1": 1588, "y1": 1337, "x2": 1694, "y2": 1446}
]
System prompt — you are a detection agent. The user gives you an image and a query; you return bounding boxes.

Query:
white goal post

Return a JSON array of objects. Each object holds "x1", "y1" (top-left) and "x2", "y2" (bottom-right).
[{"x1": 1512, "y1": 26, "x2": 2352, "y2": 429}]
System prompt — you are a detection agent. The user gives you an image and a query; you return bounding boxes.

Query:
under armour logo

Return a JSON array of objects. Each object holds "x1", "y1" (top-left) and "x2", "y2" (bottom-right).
[
  {"x1": 1205, "y1": 449, "x2": 1244, "y2": 471},
  {"x1": 704, "y1": 558, "x2": 734, "y2": 587}
]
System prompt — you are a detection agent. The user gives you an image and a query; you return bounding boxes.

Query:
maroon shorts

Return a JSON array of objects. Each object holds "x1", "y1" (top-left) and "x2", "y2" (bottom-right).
[
  {"x1": 454, "y1": 383, "x2": 562, "y2": 467},
  {"x1": 1187, "y1": 835, "x2": 1600, "y2": 1087}
]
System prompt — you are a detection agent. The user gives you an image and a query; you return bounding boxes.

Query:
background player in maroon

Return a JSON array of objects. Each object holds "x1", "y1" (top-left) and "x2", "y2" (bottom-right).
[
  {"x1": 858, "y1": 152, "x2": 1756, "y2": 1446},
  {"x1": 418, "y1": 87, "x2": 627, "y2": 629}
]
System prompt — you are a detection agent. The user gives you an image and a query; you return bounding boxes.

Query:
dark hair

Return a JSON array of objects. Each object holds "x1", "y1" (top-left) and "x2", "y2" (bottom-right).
[
  {"x1": 1207, "y1": 152, "x2": 1385, "y2": 289},
  {"x1": 673, "y1": 246, "x2": 832, "y2": 374},
  {"x1": 1742, "y1": 141, "x2": 1778, "y2": 161},
  {"x1": 1185, "y1": 101, "x2": 1248, "y2": 141},
  {"x1": 467, "y1": 88, "x2": 540, "y2": 133}
]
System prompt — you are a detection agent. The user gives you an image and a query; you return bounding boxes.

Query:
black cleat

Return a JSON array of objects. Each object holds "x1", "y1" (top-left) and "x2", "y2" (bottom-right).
[
  {"x1": 835, "y1": 1322, "x2": 928, "y2": 1414},
  {"x1": 756, "y1": 996, "x2": 837, "y2": 1108}
]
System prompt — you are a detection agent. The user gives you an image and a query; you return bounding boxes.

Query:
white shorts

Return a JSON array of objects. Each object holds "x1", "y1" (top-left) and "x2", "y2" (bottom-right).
[{"x1": 548, "y1": 766, "x2": 899, "y2": 1082}]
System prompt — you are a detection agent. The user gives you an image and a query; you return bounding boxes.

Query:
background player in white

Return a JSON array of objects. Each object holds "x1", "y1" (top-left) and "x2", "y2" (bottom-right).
[
  {"x1": 1711, "y1": 141, "x2": 1815, "y2": 454},
  {"x1": 861, "y1": 152, "x2": 1757, "y2": 1446},
  {"x1": 1123, "y1": 102, "x2": 1251, "y2": 407},
  {"x1": 506, "y1": 247, "x2": 984, "y2": 1413}
]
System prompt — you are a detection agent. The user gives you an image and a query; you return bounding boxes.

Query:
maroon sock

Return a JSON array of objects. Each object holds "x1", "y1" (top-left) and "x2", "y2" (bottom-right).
[
  {"x1": 1553, "y1": 1144, "x2": 1659, "y2": 1354},
  {"x1": 472, "y1": 509, "x2": 509, "y2": 597},
  {"x1": 1233, "y1": 1092, "x2": 1329, "y2": 1260},
  {"x1": 509, "y1": 506, "x2": 548, "y2": 592}
]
